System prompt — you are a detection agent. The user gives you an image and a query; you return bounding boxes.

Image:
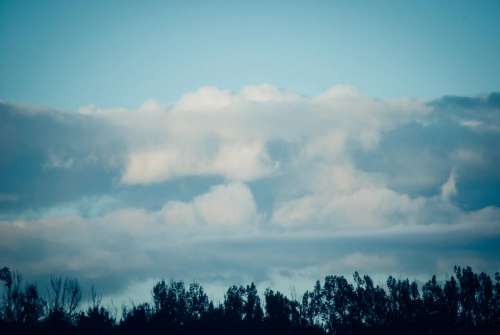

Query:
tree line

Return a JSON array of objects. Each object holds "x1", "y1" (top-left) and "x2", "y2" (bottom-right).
[{"x1": 1, "y1": 266, "x2": 500, "y2": 334}]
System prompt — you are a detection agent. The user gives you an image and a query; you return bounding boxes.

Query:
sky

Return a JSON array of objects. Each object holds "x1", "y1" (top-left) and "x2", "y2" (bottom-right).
[
  {"x1": 1, "y1": 0, "x2": 500, "y2": 303},
  {"x1": 2, "y1": 0, "x2": 500, "y2": 109}
]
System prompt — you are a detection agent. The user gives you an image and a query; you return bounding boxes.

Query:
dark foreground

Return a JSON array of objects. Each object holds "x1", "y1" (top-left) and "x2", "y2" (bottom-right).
[{"x1": 1, "y1": 266, "x2": 499, "y2": 334}]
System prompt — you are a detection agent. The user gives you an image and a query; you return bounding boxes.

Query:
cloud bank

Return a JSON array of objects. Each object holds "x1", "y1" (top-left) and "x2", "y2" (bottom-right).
[{"x1": 1, "y1": 86, "x2": 500, "y2": 300}]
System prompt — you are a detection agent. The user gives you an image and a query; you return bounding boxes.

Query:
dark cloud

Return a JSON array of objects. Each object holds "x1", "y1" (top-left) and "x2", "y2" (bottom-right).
[
  {"x1": 353, "y1": 93, "x2": 500, "y2": 209},
  {"x1": 430, "y1": 92, "x2": 500, "y2": 110},
  {"x1": 4, "y1": 226, "x2": 500, "y2": 299},
  {"x1": 0, "y1": 102, "x2": 125, "y2": 215}
]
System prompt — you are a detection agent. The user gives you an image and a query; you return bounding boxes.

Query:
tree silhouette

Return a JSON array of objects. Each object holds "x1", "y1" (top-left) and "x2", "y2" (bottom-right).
[
  {"x1": 77, "y1": 287, "x2": 115, "y2": 335},
  {"x1": 1, "y1": 265, "x2": 500, "y2": 334}
]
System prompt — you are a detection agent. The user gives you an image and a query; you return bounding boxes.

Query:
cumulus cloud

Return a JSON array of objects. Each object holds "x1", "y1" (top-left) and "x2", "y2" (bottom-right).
[
  {"x1": 175, "y1": 86, "x2": 235, "y2": 111},
  {"x1": 0, "y1": 181, "x2": 260, "y2": 294},
  {"x1": 161, "y1": 182, "x2": 259, "y2": 227},
  {"x1": 1, "y1": 87, "x2": 500, "y2": 299},
  {"x1": 82, "y1": 84, "x2": 427, "y2": 186},
  {"x1": 121, "y1": 140, "x2": 277, "y2": 184}
]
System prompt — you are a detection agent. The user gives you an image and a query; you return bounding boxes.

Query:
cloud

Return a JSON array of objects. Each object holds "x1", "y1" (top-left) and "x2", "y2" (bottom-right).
[
  {"x1": 352, "y1": 93, "x2": 500, "y2": 209},
  {"x1": 441, "y1": 169, "x2": 457, "y2": 200},
  {"x1": 85, "y1": 85, "x2": 427, "y2": 186},
  {"x1": 121, "y1": 140, "x2": 277, "y2": 184},
  {"x1": 1, "y1": 86, "x2": 500, "y2": 300},
  {"x1": 0, "y1": 102, "x2": 124, "y2": 213},
  {"x1": 175, "y1": 86, "x2": 235, "y2": 111},
  {"x1": 161, "y1": 182, "x2": 259, "y2": 227}
]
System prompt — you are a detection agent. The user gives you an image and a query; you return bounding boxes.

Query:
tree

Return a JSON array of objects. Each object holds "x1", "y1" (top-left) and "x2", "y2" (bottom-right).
[
  {"x1": 43, "y1": 276, "x2": 81, "y2": 334},
  {"x1": 443, "y1": 275, "x2": 459, "y2": 329},
  {"x1": 224, "y1": 285, "x2": 246, "y2": 322},
  {"x1": 353, "y1": 272, "x2": 388, "y2": 331},
  {"x1": 151, "y1": 279, "x2": 189, "y2": 333},
  {"x1": 120, "y1": 303, "x2": 152, "y2": 334},
  {"x1": 302, "y1": 280, "x2": 323, "y2": 327},
  {"x1": 47, "y1": 276, "x2": 82, "y2": 318},
  {"x1": 20, "y1": 284, "x2": 45, "y2": 326},
  {"x1": 186, "y1": 282, "x2": 209, "y2": 321},
  {"x1": 1, "y1": 265, "x2": 500, "y2": 334},
  {"x1": 0, "y1": 267, "x2": 45, "y2": 327},
  {"x1": 77, "y1": 287, "x2": 115, "y2": 335},
  {"x1": 455, "y1": 266, "x2": 480, "y2": 328},
  {"x1": 244, "y1": 283, "x2": 263, "y2": 323}
]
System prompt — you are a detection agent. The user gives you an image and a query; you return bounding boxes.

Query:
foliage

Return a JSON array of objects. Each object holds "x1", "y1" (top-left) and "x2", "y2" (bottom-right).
[{"x1": 1, "y1": 266, "x2": 499, "y2": 334}]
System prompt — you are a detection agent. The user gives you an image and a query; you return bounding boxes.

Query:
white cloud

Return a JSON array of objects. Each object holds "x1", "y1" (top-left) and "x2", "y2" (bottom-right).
[
  {"x1": 122, "y1": 147, "x2": 187, "y2": 184},
  {"x1": 271, "y1": 173, "x2": 426, "y2": 231},
  {"x1": 161, "y1": 201, "x2": 198, "y2": 226},
  {"x1": 191, "y1": 182, "x2": 258, "y2": 226},
  {"x1": 84, "y1": 84, "x2": 429, "y2": 185},
  {"x1": 211, "y1": 141, "x2": 278, "y2": 181},
  {"x1": 175, "y1": 86, "x2": 234, "y2": 112},
  {"x1": 441, "y1": 169, "x2": 457, "y2": 201},
  {"x1": 121, "y1": 140, "x2": 277, "y2": 184},
  {"x1": 160, "y1": 181, "x2": 260, "y2": 229}
]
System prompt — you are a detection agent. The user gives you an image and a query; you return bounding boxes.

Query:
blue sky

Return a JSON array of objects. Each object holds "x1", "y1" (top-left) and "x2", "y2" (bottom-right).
[
  {"x1": 1, "y1": 1, "x2": 500, "y2": 303},
  {"x1": 1, "y1": 0, "x2": 500, "y2": 109}
]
